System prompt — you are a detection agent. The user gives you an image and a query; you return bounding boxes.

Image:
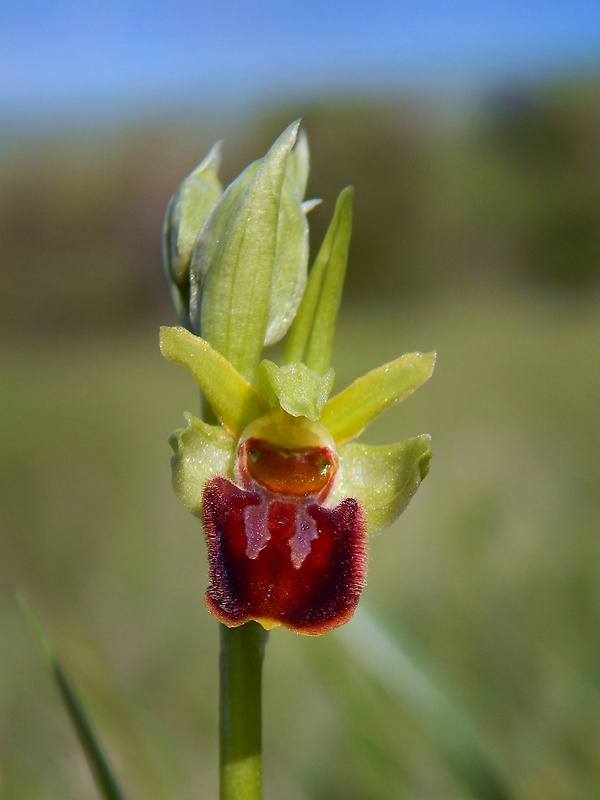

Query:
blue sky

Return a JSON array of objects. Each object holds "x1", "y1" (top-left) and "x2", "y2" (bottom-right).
[{"x1": 3, "y1": 0, "x2": 600, "y2": 125}]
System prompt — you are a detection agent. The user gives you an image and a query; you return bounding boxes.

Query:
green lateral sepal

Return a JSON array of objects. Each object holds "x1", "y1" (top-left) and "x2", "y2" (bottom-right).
[
  {"x1": 321, "y1": 351, "x2": 436, "y2": 444},
  {"x1": 159, "y1": 326, "x2": 268, "y2": 436},
  {"x1": 257, "y1": 360, "x2": 335, "y2": 420},
  {"x1": 169, "y1": 413, "x2": 236, "y2": 516},
  {"x1": 328, "y1": 435, "x2": 432, "y2": 535}
]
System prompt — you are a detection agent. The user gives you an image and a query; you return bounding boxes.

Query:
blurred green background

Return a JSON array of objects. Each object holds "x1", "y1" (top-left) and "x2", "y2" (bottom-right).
[{"x1": 1, "y1": 81, "x2": 600, "y2": 800}]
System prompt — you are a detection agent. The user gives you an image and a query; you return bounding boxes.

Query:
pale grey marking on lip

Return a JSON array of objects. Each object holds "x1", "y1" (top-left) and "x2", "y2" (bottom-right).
[
  {"x1": 289, "y1": 504, "x2": 318, "y2": 569},
  {"x1": 244, "y1": 501, "x2": 271, "y2": 558}
]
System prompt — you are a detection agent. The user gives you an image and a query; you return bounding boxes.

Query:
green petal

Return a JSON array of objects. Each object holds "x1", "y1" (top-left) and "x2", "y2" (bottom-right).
[
  {"x1": 198, "y1": 121, "x2": 300, "y2": 381},
  {"x1": 163, "y1": 142, "x2": 223, "y2": 327},
  {"x1": 169, "y1": 413, "x2": 236, "y2": 515},
  {"x1": 257, "y1": 360, "x2": 335, "y2": 420},
  {"x1": 160, "y1": 326, "x2": 268, "y2": 436},
  {"x1": 321, "y1": 351, "x2": 436, "y2": 444},
  {"x1": 329, "y1": 435, "x2": 432, "y2": 535},
  {"x1": 282, "y1": 186, "x2": 353, "y2": 375}
]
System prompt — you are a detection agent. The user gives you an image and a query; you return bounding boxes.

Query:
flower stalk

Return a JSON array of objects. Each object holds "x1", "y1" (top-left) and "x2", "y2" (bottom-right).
[{"x1": 219, "y1": 622, "x2": 267, "y2": 800}]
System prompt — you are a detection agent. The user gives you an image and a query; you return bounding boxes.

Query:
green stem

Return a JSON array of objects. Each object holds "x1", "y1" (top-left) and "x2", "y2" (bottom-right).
[{"x1": 219, "y1": 621, "x2": 267, "y2": 800}]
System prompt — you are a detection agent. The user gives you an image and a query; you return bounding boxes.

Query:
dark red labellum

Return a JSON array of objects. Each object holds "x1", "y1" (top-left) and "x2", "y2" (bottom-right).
[{"x1": 203, "y1": 476, "x2": 366, "y2": 635}]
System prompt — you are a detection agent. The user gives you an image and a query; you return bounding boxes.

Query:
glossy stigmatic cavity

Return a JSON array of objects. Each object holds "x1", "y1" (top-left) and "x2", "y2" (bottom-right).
[
  {"x1": 201, "y1": 411, "x2": 366, "y2": 634},
  {"x1": 243, "y1": 438, "x2": 337, "y2": 496}
]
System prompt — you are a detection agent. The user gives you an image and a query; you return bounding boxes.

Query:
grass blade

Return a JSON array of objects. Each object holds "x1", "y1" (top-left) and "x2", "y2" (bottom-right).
[{"x1": 20, "y1": 598, "x2": 128, "y2": 800}]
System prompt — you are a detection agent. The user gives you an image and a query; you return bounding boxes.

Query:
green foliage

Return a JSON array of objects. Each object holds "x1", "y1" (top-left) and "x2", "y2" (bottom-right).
[{"x1": 479, "y1": 82, "x2": 600, "y2": 287}]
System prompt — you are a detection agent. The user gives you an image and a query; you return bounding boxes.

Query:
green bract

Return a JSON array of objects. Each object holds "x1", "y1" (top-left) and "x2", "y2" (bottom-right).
[
  {"x1": 164, "y1": 120, "x2": 314, "y2": 383},
  {"x1": 282, "y1": 185, "x2": 353, "y2": 375},
  {"x1": 163, "y1": 143, "x2": 223, "y2": 327}
]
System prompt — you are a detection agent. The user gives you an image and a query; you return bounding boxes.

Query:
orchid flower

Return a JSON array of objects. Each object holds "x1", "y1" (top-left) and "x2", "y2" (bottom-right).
[
  {"x1": 161, "y1": 121, "x2": 434, "y2": 636},
  {"x1": 160, "y1": 332, "x2": 434, "y2": 635}
]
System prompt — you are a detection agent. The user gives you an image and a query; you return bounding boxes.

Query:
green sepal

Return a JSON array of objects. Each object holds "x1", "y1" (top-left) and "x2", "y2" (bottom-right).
[
  {"x1": 162, "y1": 142, "x2": 223, "y2": 327},
  {"x1": 198, "y1": 121, "x2": 300, "y2": 381},
  {"x1": 169, "y1": 413, "x2": 236, "y2": 516},
  {"x1": 257, "y1": 360, "x2": 335, "y2": 420},
  {"x1": 328, "y1": 435, "x2": 432, "y2": 535},
  {"x1": 321, "y1": 351, "x2": 436, "y2": 444},
  {"x1": 282, "y1": 186, "x2": 353, "y2": 375},
  {"x1": 159, "y1": 326, "x2": 268, "y2": 436}
]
